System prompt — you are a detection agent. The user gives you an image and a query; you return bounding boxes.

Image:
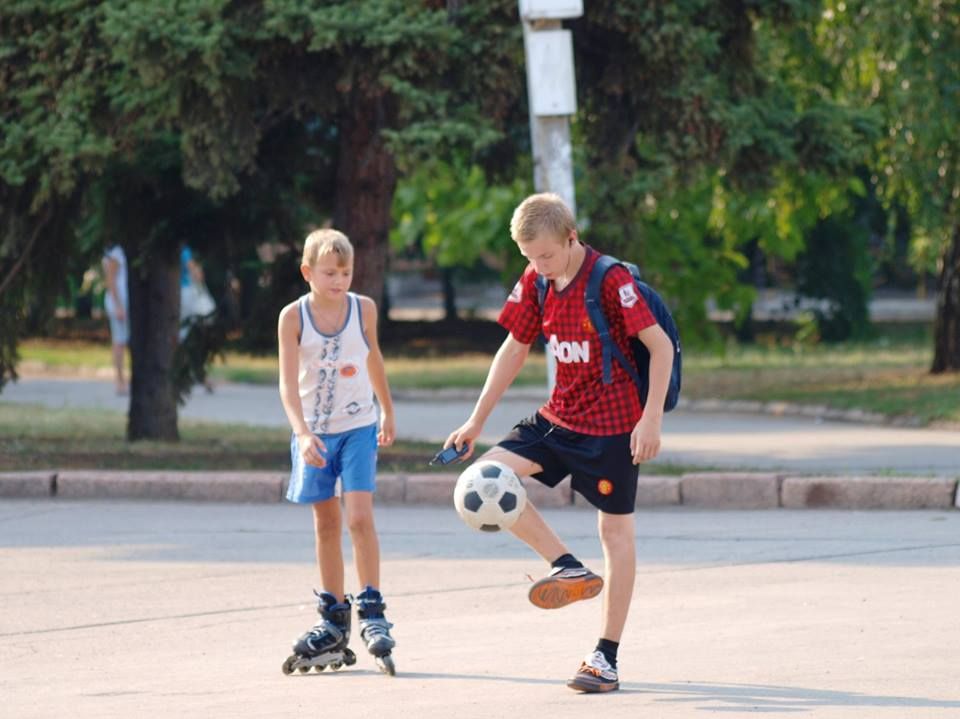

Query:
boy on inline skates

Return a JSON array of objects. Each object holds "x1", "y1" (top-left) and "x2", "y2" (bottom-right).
[{"x1": 278, "y1": 229, "x2": 398, "y2": 676}]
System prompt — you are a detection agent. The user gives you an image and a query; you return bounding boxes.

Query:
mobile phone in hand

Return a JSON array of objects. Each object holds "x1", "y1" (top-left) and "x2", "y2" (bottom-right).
[{"x1": 429, "y1": 444, "x2": 470, "y2": 466}]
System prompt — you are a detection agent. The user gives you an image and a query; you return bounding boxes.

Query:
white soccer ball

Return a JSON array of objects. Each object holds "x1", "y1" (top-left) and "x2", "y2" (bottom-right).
[{"x1": 453, "y1": 460, "x2": 527, "y2": 532}]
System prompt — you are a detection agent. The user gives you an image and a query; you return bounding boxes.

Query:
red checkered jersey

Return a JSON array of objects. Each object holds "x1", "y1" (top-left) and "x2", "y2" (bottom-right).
[{"x1": 498, "y1": 246, "x2": 657, "y2": 436}]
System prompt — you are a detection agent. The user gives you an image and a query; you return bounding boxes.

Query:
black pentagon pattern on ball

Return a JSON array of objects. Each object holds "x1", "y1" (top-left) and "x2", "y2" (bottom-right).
[
  {"x1": 498, "y1": 491, "x2": 518, "y2": 513},
  {"x1": 480, "y1": 524, "x2": 501, "y2": 532},
  {"x1": 463, "y1": 491, "x2": 483, "y2": 513},
  {"x1": 480, "y1": 464, "x2": 502, "y2": 479}
]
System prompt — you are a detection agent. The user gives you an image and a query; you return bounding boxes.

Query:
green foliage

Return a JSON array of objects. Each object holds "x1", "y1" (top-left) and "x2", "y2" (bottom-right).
[
  {"x1": 812, "y1": 1, "x2": 960, "y2": 368},
  {"x1": 0, "y1": 0, "x2": 526, "y2": 396},
  {"x1": 818, "y1": 0, "x2": 960, "y2": 257},
  {"x1": 795, "y1": 214, "x2": 874, "y2": 341},
  {"x1": 572, "y1": 0, "x2": 878, "y2": 345},
  {"x1": 390, "y1": 160, "x2": 531, "y2": 275}
]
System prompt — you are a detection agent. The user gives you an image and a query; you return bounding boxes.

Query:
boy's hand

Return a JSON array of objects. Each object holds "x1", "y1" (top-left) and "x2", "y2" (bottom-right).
[
  {"x1": 445, "y1": 419, "x2": 482, "y2": 461},
  {"x1": 297, "y1": 432, "x2": 327, "y2": 468},
  {"x1": 630, "y1": 415, "x2": 662, "y2": 464},
  {"x1": 378, "y1": 413, "x2": 396, "y2": 448}
]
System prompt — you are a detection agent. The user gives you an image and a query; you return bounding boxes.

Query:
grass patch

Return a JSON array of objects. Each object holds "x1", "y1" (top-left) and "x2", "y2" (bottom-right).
[
  {"x1": 209, "y1": 352, "x2": 548, "y2": 389},
  {"x1": 19, "y1": 340, "x2": 545, "y2": 389},
  {"x1": 680, "y1": 336, "x2": 960, "y2": 424},
  {"x1": 0, "y1": 402, "x2": 747, "y2": 476},
  {"x1": 385, "y1": 354, "x2": 544, "y2": 390},
  {"x1": 0, "y1": 402, "x2": 457, "y2": 473}
]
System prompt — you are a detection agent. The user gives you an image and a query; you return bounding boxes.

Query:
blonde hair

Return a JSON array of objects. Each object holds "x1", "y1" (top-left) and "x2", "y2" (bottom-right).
[
  {"x1": 509, "y1": 193, "x2": 576, "y2": 244},
  {"x1": 302, "y1": 229, "x2": 353, "y2": 267}
]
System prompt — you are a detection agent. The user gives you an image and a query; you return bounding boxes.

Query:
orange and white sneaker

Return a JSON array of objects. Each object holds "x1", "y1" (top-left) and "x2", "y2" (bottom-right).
[
  {"x1": 528, "y1": 565, "x2": 603, "y2": 609},
  {"x1": 567, "y1": 650, "x2": 620, "y2": 693}
]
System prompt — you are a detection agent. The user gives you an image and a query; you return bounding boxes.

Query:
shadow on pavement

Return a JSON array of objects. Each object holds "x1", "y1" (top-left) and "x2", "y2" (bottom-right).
[{"x1": 629, "y1": 681, "x2": 960, "y2": 712}]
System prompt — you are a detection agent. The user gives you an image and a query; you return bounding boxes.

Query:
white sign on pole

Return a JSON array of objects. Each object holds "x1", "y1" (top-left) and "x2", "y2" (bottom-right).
[
  {"x1": 526, "y1": 30, "x2": 577, "y2": 116},
  {"x1": 519, "y1": 0, "x2": 583, "y2": 19}
]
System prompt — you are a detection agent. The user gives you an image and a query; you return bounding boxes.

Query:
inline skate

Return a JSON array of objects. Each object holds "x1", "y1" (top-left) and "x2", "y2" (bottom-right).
[
  {"x1": 355, "y1": 586, "x2": 396, "y2": 676},
  {"x1": 282, "y1": 591, "x2": 356, "y2": 675}
]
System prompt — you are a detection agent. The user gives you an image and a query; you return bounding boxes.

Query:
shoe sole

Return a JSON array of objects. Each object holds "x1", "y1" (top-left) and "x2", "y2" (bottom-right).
[
  {"x1": 566, "y1": 677, "x2": 620, "y2": 693},
  {"x1": 528, "y1": 574, "x2": 604, "y2": 609}
]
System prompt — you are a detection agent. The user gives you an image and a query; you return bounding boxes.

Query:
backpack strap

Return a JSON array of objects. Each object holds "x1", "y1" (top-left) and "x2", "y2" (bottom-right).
[
  {"x1": 585, "y1": 255, "x2": 644, "y2": 389},
  {"x1": 534, "y1": 273, "x2": 549, "y2": 309}
]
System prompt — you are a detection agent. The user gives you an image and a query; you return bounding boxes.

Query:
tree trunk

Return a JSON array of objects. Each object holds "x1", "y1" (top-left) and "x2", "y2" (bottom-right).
[
  {"x1": 932, "y1": 223, "x2": 960, "y2": 373},
  {"x1": 334, "y1": 94, "x2": 397, "y2": 308},
  {"x1": 441, "y1": 267, "x2": 458, "y2": 321},
  {"x1": 127, "y1": 244, "x2": 181, "y2": 440}
]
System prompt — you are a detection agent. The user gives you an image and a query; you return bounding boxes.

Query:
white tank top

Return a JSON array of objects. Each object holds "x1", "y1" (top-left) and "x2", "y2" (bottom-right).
[{"x1": 298, "y1": 292, "x2": 377, "y2": 435}]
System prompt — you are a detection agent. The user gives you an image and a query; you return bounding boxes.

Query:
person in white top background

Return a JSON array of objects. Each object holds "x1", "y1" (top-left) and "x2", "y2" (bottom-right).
[
  {"x1": 276, "y1": 228, "x2": 399, "y2": 675},
  {"x1": 101, "y1": 243, "x2": 129, "y2": 395}
]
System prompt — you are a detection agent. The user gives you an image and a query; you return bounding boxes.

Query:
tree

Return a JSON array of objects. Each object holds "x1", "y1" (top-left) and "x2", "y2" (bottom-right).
[
  {"x1": 390, "y1": 159, "x2": 530, "y2": 318},
  {"x1": 569, "y1": 1, "x2": 878, "y2": 343},
  {"x1": 1, "y1": 0, "x2": 524, "y2": 438},
  {"x1": 818, "y1": 0, "x2": 960, "y2": 370}
]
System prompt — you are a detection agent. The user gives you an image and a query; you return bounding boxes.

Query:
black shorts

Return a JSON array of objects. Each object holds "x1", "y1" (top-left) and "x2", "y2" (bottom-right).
[{"x1": 496, "y1": 413, "x2": 638, "y2": 515}]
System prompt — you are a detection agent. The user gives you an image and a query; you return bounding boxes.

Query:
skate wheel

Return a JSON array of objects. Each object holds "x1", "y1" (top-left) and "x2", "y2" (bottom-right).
[
  {"x1": 378, "y1": 654, "x2": 396, "y2": 676},
  {"x1": 344, "y1": 650, "x2": 357, "y2": 666},
  {"x1": 298, "y1": 665, "x2": 310, "y2": 674},
  {"x1": 328, "y1": 662, "x2": 343, "y2": 671},
  {"x1": 314, "y1": 664, "x2": 326, "y2": 672},
  {"x1": 282, "y1": 656, "x2": 297, "y2": 675}
]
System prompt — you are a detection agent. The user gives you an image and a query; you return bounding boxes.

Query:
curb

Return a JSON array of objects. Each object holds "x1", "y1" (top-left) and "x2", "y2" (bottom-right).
[{"x1": 2, "y1": 470, "x2": 957, "y2": 511}]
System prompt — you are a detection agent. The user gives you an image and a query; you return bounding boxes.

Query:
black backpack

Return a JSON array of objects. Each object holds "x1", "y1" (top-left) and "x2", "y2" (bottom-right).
[{"x1": 535, "y1": 254, "x2": 682, "y2": 412}]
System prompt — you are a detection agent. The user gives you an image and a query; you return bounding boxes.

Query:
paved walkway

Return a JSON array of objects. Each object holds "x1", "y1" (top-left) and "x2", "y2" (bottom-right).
[
  {"x1": 2, "y1": 500, "x2": 958, "y2": 718},
  {"x1": 2, "y1": 377, "x2": 958, "y2": 475}
]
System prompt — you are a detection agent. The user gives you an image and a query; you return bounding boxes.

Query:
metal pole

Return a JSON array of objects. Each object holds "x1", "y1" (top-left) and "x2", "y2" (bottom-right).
[{"x1": 519, "y1": 3, "x2": 582, "y2": 390}]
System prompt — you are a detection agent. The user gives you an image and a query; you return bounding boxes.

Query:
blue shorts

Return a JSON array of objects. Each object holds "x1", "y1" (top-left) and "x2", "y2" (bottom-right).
[{"x1": 286, "y1": 423, "x2": 378, "y2": 504}]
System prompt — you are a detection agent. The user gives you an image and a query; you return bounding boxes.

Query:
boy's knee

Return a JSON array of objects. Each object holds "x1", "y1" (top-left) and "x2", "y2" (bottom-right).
[
  {"x1": 598, "y1": 513, "x2": 635, "y2": 546},
  {"x1": 346, "y1": 511, "x2": 375, "y2": 536}
]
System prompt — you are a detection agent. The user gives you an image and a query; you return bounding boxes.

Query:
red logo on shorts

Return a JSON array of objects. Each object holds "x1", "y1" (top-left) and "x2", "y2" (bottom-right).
[
  {"x1": 340, "y1": 364, "x2": 359, "y2": 378},
  {"x1": 597, "y1": 479, "x2": 613, "y2": 496}
]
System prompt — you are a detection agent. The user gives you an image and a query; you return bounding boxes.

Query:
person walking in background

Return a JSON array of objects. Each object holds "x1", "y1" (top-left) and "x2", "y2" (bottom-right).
[
  {"x1": 179, "y1": 245, "x2": 215, "y2": 342},
  {"x1": 102, "y1": 243, "x2": 129, "y2": 395}
]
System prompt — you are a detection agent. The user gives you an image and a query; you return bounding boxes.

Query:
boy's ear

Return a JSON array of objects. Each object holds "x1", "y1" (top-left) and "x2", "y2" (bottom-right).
[{"x1": 300, "y1": 264, "x2": 313, "y2": 282}]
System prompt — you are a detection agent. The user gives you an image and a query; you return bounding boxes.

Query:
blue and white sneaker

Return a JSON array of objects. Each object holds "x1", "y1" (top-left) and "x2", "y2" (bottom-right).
[{"x1": 566, "y1": 650, "x2": 619, "y2": 693}]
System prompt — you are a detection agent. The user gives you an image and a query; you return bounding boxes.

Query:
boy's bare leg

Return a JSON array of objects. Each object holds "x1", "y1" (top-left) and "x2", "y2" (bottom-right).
[
  {"x1": 480, "y1": 449, "x2": 567, "y2": 561},
  {"x1": 476, "y1": 448, "x2": 602, "y2": 609},
  {"x1": 312, "y1": 498, "x2": 345, "y2": 600},
  {"x1": 343, "y1": 491, "x2": 380, "y2": 589},
  {"x1": 112, "y1": 343, "x2": 126, "y2": 393},
  {"x1": 509, "y1": 501, "x2": 568, "y2": 561},
  {"x1": 597, "y1": 511, "x2": 636, "y2": 641}
]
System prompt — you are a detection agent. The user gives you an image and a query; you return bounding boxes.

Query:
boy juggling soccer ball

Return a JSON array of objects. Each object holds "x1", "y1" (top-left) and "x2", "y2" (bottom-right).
[
  {"x1": 445, "y1": 193, "x2": 675, "y2": 693},
  {"x1": 278, "y1": 229, "x2": 398, "y2": 676}
]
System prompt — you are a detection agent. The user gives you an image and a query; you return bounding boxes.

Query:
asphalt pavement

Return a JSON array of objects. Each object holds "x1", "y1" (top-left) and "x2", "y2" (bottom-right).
[{"x1": 1, "y1": 500, "x2": 958, "y2": 718}]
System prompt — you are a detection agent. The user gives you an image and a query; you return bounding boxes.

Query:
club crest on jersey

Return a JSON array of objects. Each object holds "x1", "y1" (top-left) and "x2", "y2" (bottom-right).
[
  {"x1": 548, "y1": 334, "x2": 590, "y2": 364},
  {"x1": 618, "y1": 283, "x2": 639, "y2": 308},
  {"x1": 507, "y1": 281, "x2": 523, "y2": 303}
]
